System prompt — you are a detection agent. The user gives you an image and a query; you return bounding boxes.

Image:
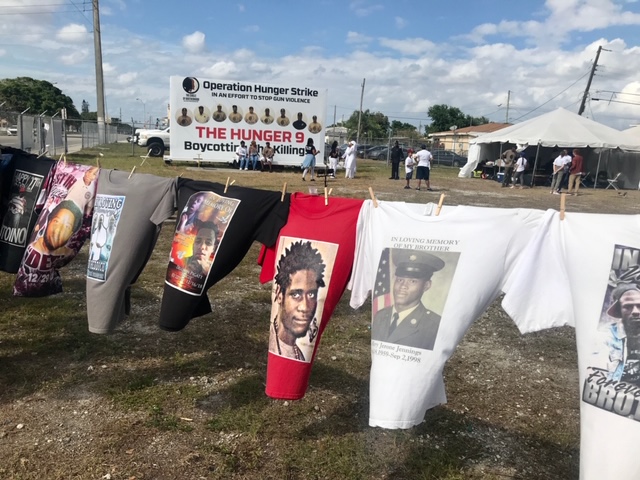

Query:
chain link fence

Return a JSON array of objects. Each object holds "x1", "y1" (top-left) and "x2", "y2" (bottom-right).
[{"x1": 1, "y1": 107, "x2": 121, "y2": 155}]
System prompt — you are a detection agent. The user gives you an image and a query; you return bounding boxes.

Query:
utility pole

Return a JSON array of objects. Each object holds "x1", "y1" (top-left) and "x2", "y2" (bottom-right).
[
  {"x1": 505, "y1": 90, "x2": 511, "y2": 123},
  {"x1": 356, "y1": 78, "x2": 365, "y2": 144},
  {"x1": 333, "y1": 105, "x2": 336, "y2": 126},
  {"x1": 578, "y1": 45, "x2": 607, "y2": 116},
  {"x1": 93, "y1": 0, "x2": 106, "y2": 144}
]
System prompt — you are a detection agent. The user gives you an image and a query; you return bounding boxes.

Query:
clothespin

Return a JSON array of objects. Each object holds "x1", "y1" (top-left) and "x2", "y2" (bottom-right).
[
  {"x1": 281, "y1": 182, "x2": 287, "y2": 202},
  {"x1": 368, "y1": 186, "x2": 378, "y2": 208},
  {"x1": 324, "y1": 187, "x2": 329, "y2": 206},
  {"x1": 229, "y1": 179, "x2": 236, "y2": 187},
  {"x1": 128, "y1": 165, "x2": 136, "y2": 179},
  {"x1": 328, "y1": 188, "x2": 333, "y2": 196},
  {"x1": 560, "y1": 193, "x2": 566, "y2": 220},
  {"x1": 96, "y1": 152, "x2": 103, "y2": 168},
  {"x1": 37, "y1": 150, "x2": 49, "y2": 159},
  {"x1": 178, "y1": 172, "x2": 184, "y2": 178},
  {"x1": 435, "y1": 194, "x2": 446, "y2": 216},
  {"x1": 224, "y1": 177, "x2": 231, "y2": 193},
  {"x1": 57, "y1": 153, "x2": 66, "y2": 167}
]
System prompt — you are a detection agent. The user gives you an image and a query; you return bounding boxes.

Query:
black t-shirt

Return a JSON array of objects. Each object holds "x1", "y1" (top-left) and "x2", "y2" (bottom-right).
[
  {"x1": 158, "y1": 179, "x2": 290, "y2": 331},
  {"x1": 0, "y1": 148, "x2": 55, "y2": 273}
]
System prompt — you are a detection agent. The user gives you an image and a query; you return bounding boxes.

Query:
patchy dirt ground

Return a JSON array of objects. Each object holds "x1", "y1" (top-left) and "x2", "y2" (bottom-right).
[{"x1": 1, "y1": 157, "x2": 637, "y2": 479}]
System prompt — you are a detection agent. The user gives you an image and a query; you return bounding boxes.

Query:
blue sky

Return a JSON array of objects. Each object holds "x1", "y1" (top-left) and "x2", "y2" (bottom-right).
[{"x1": 1, "y1": 0, "x2": 640, "y2": 130}]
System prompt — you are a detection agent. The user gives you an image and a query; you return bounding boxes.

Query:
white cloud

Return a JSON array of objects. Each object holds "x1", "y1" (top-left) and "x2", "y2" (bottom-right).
[
  {"x1": 378, "y1": 37, "x2": 435, "y2": 56},
  {"x1": 350, "y1": 0, "x2": 384, "y2": 17},
  {"x1": 244, "y1": 25, "x2": 260, "y2": 33},
  {"x1": 395, "y1": 17, "x2": 407, "y2": 29},
  {"x1": 116, "y1": 72, "x2": 138, "y2": 85},
  {"x1": 238, "y1": 3, "x2": 245, "y2": 12},
  {"x1": 55, "y1": 23, "x2": 89, "y2": 44},
  {"x1": 102, "y1": 62, "x2": 116, "y2": 74},
  {"x1": 0, "y1": 49, "x2": 6, "y2": 57},
  {"x1": 201, "y1": 61, "x2": 238, "y2": 78},
  {"x1": 346, "y1": 31, "x2": 373, "y2": 44},
  {"x1": 182, "y1": 31, "x2": 206, "y2": 54},
  {"x1": 59, "y1": 48, "x2": 89, "y2": 65}
]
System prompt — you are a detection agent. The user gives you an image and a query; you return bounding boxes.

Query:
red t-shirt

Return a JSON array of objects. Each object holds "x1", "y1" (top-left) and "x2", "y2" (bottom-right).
[{"x1": 258, "y1": 193, "x2": 364, "y2": 399}]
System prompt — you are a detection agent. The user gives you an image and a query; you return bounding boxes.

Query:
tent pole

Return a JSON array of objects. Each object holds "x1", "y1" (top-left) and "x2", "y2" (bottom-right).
[
  {"x1": 530, "y1": 142, "x2": 541, "y2": 188},
  {"x1": 594, "y1": 150, "x2": 602, "y2": 189},
  {"x1": 498, "y1": 143, "x2": 504, "y2": 173}
]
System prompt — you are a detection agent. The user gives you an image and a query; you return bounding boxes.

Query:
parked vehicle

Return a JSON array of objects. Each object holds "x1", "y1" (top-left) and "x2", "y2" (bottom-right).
[
  {"x1": 430, "y1": 149, "x2": 468, "y2": 167},
  {"x1": 7, "y1": 125, "x2": 17, "y2": 136},
  {"x1": 365, "y1": 145, "x2": 389, "y2": 159},
  {"x1": 136, "y1": 127, "x2": 170, "y2": 157}
]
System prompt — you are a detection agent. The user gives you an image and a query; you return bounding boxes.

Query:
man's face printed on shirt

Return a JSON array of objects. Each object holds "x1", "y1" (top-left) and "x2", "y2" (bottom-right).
[
  {"x1": 621, "y1": 290, "x2": 640, "y2": 341},
  {"x1": 392, "y1": 275, "x2": 431, "y2": 312},
  {"x1": 278, "y1": 269, "x2": 319, "y2": 341}
]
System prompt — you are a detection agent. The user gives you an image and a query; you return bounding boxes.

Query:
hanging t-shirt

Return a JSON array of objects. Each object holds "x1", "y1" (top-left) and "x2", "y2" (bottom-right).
[
  {"x1": 349, "y1": 200, "x2": 546, "y2": 429},
  {"x1": 158, "y1": 179, "x2": 291, "y2": 331},
  {"x1": 14, "y1": 161, "x2": 99, "y2": 296},
  {"x1": 502, "y1": 211, "x2": 640, "y2": 480},
  {"x1": 86, "y1": 169, "x2": 177, "y2": 334},
  {"x1": 0, "y1": 150, "x2": 56, "y2": 273},
  {"x1": 258, "y1": 193, "x2": 364, "y2": 400}
]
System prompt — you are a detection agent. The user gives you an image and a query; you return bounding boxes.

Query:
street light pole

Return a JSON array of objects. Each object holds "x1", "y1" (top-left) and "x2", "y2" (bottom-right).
[{"x1": 136, "y1": 98, "x2": 146, "y2": 127}]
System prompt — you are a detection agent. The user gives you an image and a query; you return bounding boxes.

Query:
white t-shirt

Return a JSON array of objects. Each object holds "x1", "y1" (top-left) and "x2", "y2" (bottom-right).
[
  {"x1": 405, "y1": 155, "x2": 415, "y2": 173},
  {"x1": 515, "y1": 156, "x2": 527, "y2": 173},
  {"x1": 502, "y1": 211, "x2": 640, "y2": 480},
  {"x1": 415, "y1": 149, "x2": 432, "y2": 168},
  {"x1": 349, "y1": 201, "x2": 546, "y2": 429}
]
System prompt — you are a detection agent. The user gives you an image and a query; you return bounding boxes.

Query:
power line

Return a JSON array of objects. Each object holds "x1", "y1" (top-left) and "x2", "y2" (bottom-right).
[{"x1": 511, "y1": 68, "x2": 591, "y2": 122}]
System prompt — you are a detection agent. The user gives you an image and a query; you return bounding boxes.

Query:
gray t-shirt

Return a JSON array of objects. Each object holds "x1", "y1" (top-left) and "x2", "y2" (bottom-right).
[{"x1": 86, "y1": 169, "x2": 176, "y2": 333}]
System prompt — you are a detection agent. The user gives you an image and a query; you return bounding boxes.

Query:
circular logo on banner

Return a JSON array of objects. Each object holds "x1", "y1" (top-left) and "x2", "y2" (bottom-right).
[{"x1": 182, "y1": 77, "x2": 199, "y2": 94}]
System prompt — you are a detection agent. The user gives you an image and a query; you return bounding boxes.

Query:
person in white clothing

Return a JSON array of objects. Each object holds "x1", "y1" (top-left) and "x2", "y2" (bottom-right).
[
  {"x1": 414, "y1": 145, "x2": 433, "y2": 191},
  {"x1": 550, "y1": 149, "x2": 571, "y2": 194},
  {"x1": 236, "y1": 141, "x2": 248, "y2": 170},
  {"x1": 404, "y1": 148, "x2": 415, "y2": 190},
  {"x1": 511, "y1": 153, "x2": 528, "y2": 189},
  {"x1": 342, "y1": 141, "x2": 357, "y2": 179}
]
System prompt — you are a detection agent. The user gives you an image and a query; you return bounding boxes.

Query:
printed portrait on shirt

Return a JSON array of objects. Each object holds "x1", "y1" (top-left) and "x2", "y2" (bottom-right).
[
  {"x1": 583, "y1": 244, "x2": 640, "y2": 421},
  {"x1": 87, "y1": 195, "x2": 124, "y2": 282},
  {"x1": 371, "y1": 248, "x2": 459, "y2": 351},
  {"x1": 166, "y1": 192, "x2": 240, "y2": 296},
  {"x1": 268, "y1": 237, "x2": 338, "y2": 363}
]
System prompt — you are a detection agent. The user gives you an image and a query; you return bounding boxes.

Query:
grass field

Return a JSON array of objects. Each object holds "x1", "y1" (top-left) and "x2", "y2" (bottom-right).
[{"x1": 0, "y1": 143, "x2": 638, "y2": 479}]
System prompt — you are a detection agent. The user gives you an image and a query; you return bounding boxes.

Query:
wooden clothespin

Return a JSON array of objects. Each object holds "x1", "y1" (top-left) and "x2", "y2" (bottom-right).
[
  {"x1": 224, "y1": 177, "x2": 231, "y2": 194},
  {"x1": 229, "y1": 179, "x2": 236, "y2": 187},
  {"x1": 178, "y1": 172, "x2": 184, "y2": 178},
  {"x1": 328, "y1": 188, "x2": 333, "y2": 196},
  {"x1": 368, "y1": 186, "x2": 378, "y2": 208},
  {"x1": 281, "y1": 182, "x2": 287, "y2": 202},
  {"x1": 324, "y1": 187, "x2": 329, "y2": 206},
  {"x1": 435, "y1": 194, "x2": 446, "y2": 216},
  {"x1": 96, "y1": 152, "x2": 103, "y2": 168},
  {"x1": 37, "y1": 150, "x2": 49, "y2": 159},
  {"x1": 128, "y1": 165, "x2": 136, "y2": 179},
  {"x1": 560, "y1": 193, "x2": 566, "y2": 220}
]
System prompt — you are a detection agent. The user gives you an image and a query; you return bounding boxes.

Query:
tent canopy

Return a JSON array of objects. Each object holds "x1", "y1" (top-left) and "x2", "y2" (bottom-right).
[{"x1": 460, "y1": 108, "x2": 640, "y2": 178}]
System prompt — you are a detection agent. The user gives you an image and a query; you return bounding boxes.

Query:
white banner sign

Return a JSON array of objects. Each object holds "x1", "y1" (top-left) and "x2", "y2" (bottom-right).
[{"x1": 169, "y1": 76, "x2": 327, "y2": 165}]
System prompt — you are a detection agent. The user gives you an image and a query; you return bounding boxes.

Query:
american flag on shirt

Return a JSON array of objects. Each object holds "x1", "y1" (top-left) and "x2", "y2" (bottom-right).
[{"x1": 373, "y1": 248, "x2": 392, "y2": 315}]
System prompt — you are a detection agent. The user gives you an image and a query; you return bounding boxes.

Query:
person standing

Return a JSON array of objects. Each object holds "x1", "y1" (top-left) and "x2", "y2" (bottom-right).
[
  {"x1": 328, "y1": 141, "x2": 340, "y2": 179},
  {"x1": 550, "y1": 149, "x2": 571, "y2": 194},
  {"x1": 567, "y1": 148, "x2": 584, "y2": 196},
  {"x1": 414, "y1": 144, "x2": 433, "y2": 191},
  {"x1": 301, "y1": 138, "x2": 318, "y2": 182},
  {"x1": 390, "y1": 141, "x2": 403, "y2": 180},
  {"x1": 512, "y1": 152, "x2": 528, "y2": 189},
  {"x1": 404, "y1": 148, "x2": 415, "y2": 190},
  {"x1": 501, "y1": 147, "x2": 516, "y2": 187},
  {"x1": 236, "y1": 140, "x2": 248, "y2": 170},
  {"x1": 342, "y1": 141, "x2": 357, "y2": 179}
]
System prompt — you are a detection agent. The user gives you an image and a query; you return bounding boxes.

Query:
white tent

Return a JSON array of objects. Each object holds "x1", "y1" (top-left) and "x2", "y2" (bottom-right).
[{"x1": 460, "y1": 108, "x2": 640, "y2": 187}]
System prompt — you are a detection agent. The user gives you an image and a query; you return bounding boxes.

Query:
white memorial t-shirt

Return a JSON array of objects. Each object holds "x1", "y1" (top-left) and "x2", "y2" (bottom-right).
[
  {"x1": 349, "y1": 200, "x2": 546, "y2": 429},
  {"x1": 503, "y1": 211, "x2": 640, "y2": 480}
]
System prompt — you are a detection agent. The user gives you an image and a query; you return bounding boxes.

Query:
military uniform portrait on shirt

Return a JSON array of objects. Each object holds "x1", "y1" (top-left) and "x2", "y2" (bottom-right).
[{"x1": 371, "y1": 249, "x2": 455, "y2": 351}]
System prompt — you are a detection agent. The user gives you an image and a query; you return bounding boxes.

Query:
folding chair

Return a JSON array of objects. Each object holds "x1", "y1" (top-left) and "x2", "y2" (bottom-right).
[
  {"x1": 606, "y1": 173, "x2": 622, "y2": 190},
  {"x1": 580, "y1": 172, "x2": 591, "y2": 188}
]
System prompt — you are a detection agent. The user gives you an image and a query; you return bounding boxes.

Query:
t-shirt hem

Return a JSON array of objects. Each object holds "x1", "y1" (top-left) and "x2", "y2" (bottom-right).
[{"x1": 369, "y1": 418, "x2": 425, "y2": 429}]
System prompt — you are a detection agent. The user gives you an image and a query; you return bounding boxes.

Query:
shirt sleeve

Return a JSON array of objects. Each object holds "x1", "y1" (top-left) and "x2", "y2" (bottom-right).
[
  {"x1": 348, "y1": 200, "x2": 375, "y2": 308},
  {"x1": 150, "y1": 178, "x2": 177, "y2": 225}
]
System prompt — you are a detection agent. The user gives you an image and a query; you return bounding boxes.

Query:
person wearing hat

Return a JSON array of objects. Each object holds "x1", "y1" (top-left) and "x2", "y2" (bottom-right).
[
  {"x1": 404, "y1": 148, "x2": 415, "y2": 190},
  {"x1": 342, "y1": 140, "x2": 357, "y2": 179},
  {"x1": 372, "y1": 250, "x2": 445, "y2": 350},
  {"x1": 3, "y1": 185, "x2": 27, "y2": 229},
  {"x1": 605, "y1": 283, "x2": 640, "y2": 384}
]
